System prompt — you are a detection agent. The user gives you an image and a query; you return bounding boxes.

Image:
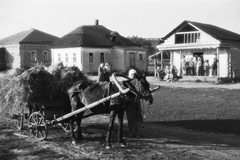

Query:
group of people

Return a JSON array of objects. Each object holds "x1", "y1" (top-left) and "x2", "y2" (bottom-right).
[
  {"x1": 156, "y1": 62, "x2": 179, "y2": 82},
  {"x1": 97, "y1": 64, "x2": 144, "y2": 138},
  {"x1": 181, "y1": 54, "x2": 218, "y2": 77},
  {"x1": 155, "y1": 53, "x2": 218, "y2": 82}
]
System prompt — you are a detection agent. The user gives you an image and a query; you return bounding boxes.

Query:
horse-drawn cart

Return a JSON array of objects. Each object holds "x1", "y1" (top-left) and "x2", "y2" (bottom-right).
[
  {"x1": 13, "y1": 100, "x2": 70, "y2": 140},
  {"x1": 13, "y1": 85, "x2": 160, "y2": 141},
  {"x1": 13, "y1": 88, "x2": 131, "y2": 140}
]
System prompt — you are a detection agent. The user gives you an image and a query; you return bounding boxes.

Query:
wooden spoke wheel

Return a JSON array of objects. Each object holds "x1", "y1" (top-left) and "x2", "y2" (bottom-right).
[
  {"x1": 61, "y1": 122, "x2": 78, "y2": 133},
  {"x1": 28, "y1": 112, "x2": 48, "y2": 140}
]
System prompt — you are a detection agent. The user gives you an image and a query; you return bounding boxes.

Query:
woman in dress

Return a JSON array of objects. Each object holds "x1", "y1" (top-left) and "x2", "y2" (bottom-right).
[
  {"x1": 104, "y1": 63, "x2": 111, "y2": 82},
  {"x1": 97, "y1": 63, "x2": 105, "y2": 82}
]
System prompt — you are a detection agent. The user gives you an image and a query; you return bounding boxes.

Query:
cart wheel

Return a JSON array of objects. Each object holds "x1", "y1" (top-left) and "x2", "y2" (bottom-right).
[
  {"x1": 28, "y1": 112, "x2": 48, "y2": 140},
  {"x1": 61, "y1": 122, "x2": 78, "y2": 133}
]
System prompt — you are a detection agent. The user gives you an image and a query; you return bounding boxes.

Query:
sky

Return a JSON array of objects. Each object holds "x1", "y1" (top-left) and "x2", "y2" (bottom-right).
[{"x1": 0, "y1": 0, "x2": 240, "y2": 39}]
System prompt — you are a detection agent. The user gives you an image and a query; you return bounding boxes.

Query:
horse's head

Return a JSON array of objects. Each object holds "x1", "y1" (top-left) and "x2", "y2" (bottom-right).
[
  {"x1": 112, "y1": 72, "x2": 153, "y2": 105},
  {"x1": 129, "y1": 73, "x2": 153, "y2": 105}
]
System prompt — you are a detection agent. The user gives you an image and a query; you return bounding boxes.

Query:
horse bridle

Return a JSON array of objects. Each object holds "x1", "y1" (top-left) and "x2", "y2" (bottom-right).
[
  {"x1": 133, "y1": 79, "x2": 152, "y2": 100},
  {"x1": 111, "y1": 72, "x2": 150, "y2": 101}
]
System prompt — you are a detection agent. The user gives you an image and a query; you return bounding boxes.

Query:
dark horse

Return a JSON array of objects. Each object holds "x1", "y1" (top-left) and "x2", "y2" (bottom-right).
[{"x1": 66, "y1": 72, "x2": 153, "y2": 149}]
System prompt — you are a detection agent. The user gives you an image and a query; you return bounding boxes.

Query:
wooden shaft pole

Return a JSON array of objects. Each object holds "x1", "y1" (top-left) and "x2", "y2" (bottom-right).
[
  {"x1": 150, "y1": 86, "x2": 161, "y2": 93},
  {"x1": 51, "y1": 88, "x2": 130, "y2": 125}
]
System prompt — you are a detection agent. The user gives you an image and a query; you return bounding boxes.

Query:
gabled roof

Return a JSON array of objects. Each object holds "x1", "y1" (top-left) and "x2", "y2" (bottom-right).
[
  {"x1": 162, "y1": 20, "x2": 240, "y2": 43},
  {"x1": 0, "y1": 29, "x2": 59, "y2": 45},
  {"x1": 51, "y1": 25, "x2": 138, "y2": 48}
]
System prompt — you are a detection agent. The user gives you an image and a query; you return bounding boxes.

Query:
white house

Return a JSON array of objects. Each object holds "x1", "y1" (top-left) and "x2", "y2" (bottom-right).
[
  {"x1": 157, "y1": 20, "x2": 240, "y2": 78},
  {"x1": 51, "y1": 20, "x2": 148, "y2": 74}
]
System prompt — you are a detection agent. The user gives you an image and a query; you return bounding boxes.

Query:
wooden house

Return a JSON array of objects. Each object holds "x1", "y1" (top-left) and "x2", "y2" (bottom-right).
[
  {"x1": 157, "y1": 20, "x2": 240, "y2": 78},
  {"x1": 51, "y1": 20, "x2": 148, "y2": 74},
  {"x1": 0, "y1": 29, "x2": 59, "y2": 69}
]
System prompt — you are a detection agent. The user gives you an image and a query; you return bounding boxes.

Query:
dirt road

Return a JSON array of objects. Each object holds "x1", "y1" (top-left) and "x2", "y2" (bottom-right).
[
  {"x1": 1, "y1": 76, "x2": 240, "y2": 159},
  {"x1": 1, "y1": 114, "x2": 240, "y2": 160}
]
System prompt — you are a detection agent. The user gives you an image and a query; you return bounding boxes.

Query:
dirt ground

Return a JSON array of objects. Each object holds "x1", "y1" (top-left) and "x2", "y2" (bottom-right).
[{"x1": 1, "y1": 78, "x2": 240, "y2": 160}]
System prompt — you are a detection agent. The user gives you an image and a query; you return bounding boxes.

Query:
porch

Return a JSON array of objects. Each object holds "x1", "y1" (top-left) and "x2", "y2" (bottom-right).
[{"x1": 179, "y1": 76, "x2": 218, "y2": 83}]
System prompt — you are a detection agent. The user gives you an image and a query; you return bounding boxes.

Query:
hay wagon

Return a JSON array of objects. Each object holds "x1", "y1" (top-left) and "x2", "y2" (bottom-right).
[
  {"x1": 13, "y1": 99, "x2": 74, "y2": 139},
  {"x1": 13, "y1": 88, "x2": 131, "y2": 140}
]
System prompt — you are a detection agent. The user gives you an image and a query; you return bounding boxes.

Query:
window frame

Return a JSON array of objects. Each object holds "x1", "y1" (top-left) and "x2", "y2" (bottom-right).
[
  {"x1": 31, "y1": 51, "x2": 37, "y2": 62},
  {"x1": 58, "y1": 53, "x2": 61, "y2": 63},
  {"x1": 42, "y1": 51, "x2": 49, "y2": 61},
  {"x1": 100, "y1": 52, "x2": 104, "y2": 63},
  {"x1": 65, "y1": 53, "x2": 69, "y2": 63},
  {"x1": 73, "y1": 53, "x2": 77, "y2": 63},
  {"x1": 139, "y1": 53, "x2": 143, "y2": 60},
  {"x1": 175, "y1": 32, "x2": 201, "y2": 44},
  {"x1": 89, "y1": 53, "x2": 93, "y2": 63}
]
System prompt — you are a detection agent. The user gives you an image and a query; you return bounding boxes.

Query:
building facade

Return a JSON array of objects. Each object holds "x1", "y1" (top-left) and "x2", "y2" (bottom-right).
[
  {"x1": 157, "y1": 20, "x2": 240, "y2": 78},
  {"x1": 0, "y1": 29, "x2": 59, "y2": 69},
  {"x1": 51, "y1": 21, "x2": 148, "y2": 74}
]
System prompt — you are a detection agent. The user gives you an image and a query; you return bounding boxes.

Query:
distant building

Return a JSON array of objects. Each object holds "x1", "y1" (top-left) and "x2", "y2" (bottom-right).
[
  {"x1": 0, "y1": 29, "x2": 59, "y2": 69},
  {"x1": 157, "y1": 20, "x2": 240, "y2": 78},
  {"x1": 51, "y1": 20, "x2": 148, "y2": 74}
]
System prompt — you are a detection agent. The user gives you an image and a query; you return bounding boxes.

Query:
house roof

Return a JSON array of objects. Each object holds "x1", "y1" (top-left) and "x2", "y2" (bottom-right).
[
  {"x1": 0, "y1": 28, "x2": 59, "y2": 45},
  {"x1": 51, "y1": 25, "x2": 138, "y2": 48},
  {"x1": 162, "y1": 20, "x2": 240, "y2": 43}
]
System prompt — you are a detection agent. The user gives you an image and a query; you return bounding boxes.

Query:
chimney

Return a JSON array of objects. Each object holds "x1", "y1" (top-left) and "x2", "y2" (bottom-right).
[{"x1": 95, "y1": 19, "x2": 99, "y2": 25}]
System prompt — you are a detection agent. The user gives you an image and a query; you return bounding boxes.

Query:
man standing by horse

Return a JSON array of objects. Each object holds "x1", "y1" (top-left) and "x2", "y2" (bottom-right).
[{"x1": 126, "y1": 69, "x2": 144, "y2": 138}]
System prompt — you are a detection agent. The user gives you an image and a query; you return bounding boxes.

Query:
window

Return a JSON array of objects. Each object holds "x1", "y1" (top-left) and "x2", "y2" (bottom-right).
[
  {"x1": 43, "y1": 51, "x2": 48, "y2": 61},
  {"x1": 73, "y1": 53, "x2": 76, "y2": 63},
  {"x1": 100, "y1": 52, "x2": 104, "y2": 63},
  {"x1": 58, "y1": 53, "x2": 61, "y2": 63},
  {"x1": 65, "y1": 53, "x2": 69, "y2": 63},
  {"x1": 139, "y1": 53, "x2": 143, "y2": 60},
  {"x1": 175, "y1": 32, "x2": 200, "y2": 44},
  {"x1": 89, "y1": 53, "x2": 93, "y2": 63},
  {"x1": 31, "y1": 51, "x2": 36, "y2": 61}
]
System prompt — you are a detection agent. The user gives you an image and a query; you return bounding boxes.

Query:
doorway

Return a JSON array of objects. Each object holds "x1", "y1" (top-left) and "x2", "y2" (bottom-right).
[
  {"x1": 130, "y1": 52, "x2": 135, "y2": 68},
  {"x1": 193, "y1": 52, "x2": 203, "y2": 60},
  {"x1": 193, "y1": 52, "x2": 204, "y2": 76}
]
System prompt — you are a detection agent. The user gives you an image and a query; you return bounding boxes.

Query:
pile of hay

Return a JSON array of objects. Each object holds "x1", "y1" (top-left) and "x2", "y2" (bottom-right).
[{"x1": 0, "y1": 63, "x2": 89, "y2": 116}]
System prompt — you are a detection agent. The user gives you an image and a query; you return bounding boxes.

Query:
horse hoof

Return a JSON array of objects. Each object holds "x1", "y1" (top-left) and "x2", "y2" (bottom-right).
[
  {"x1": 120, "y1": 144, "x2": 126, "y2": 148},
  {"x1": 72, "y1": 141, "x2": 76, "y2": 145},
  {"x1": 106, "y1": 146, "x2": 111, "y2": 149}
]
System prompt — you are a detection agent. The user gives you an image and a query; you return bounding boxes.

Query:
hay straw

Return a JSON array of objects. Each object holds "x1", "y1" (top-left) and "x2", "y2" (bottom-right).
[{"x1": 0, "y1": 63, "x2": 89, "y2": 116}]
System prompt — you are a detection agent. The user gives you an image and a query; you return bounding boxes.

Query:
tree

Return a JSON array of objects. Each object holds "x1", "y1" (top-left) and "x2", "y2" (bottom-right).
[{"x1": 127, "y1": 36, "x2": 160, "y2": 56}]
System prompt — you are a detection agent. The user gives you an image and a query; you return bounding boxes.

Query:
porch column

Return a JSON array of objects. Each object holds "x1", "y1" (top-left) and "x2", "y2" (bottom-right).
[
  {"x1": 180, "y1": 49, "x2": 182, "y2": 76},
  {"x1": 154, "y1": 52, "x2": 157, "y2": 77},
  {"x1": 217, "y1": 48, "x2": 219, "y2": 77},
  {"x1": 160, "y1": 50, "x2": 163, "y2": 70}
]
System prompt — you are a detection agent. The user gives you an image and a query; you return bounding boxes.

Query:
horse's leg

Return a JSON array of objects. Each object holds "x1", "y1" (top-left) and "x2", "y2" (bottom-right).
[
  {"x1": 117, "y1": 109, "x2": 126, "y2": 147},
  {"x1": 70, "y1": 117, "x2": 77, "y2": 145},
  {"x1": 76, "y1": 111, "x2": 84, "y2": 140},
  {"x1": 70, "y1": 96, "x2": 79, "y2": 145},
  {"x1": 105, "y1": 110, "x2": 116, "y2": 149}
]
